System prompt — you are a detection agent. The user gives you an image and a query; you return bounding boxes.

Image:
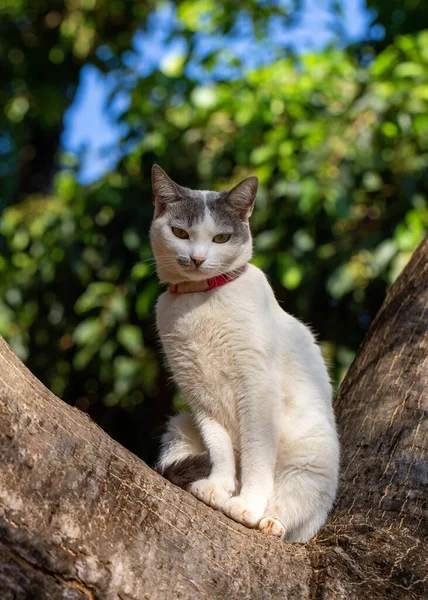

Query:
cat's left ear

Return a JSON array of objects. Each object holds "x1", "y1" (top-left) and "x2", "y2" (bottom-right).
[{"x1": 225, "y1": 176, "x2": 258, "y2": 221}]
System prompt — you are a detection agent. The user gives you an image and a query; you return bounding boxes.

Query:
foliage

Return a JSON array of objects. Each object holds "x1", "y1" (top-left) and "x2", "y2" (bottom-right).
[
  {"x1": 0, "y1": 0, "x2": 158, "y2": 200},
  {"x1": 1, "y1": 1, "x2": 428, "y2": 460},
  {"x1": 0, "y1": 0, "x2": 292, "y2": 203}
]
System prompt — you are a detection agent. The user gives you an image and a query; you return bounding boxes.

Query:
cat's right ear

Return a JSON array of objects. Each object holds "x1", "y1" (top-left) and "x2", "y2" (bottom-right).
[
  {"x1": 225, "y1": 176, "x2": 258, "y2": 221},
  {"x1": 152, "y1": 165, "x2": 179, "y2": 216}
]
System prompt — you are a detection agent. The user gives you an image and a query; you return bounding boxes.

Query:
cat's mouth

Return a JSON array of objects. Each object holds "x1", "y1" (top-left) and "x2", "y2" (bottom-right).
[
  {"x1": 186, "y1": 266, "x2": 210, "y2": 276},
  {"x1": 179, "y1": 264, "x2": 218, "y2": 281},
  {"x1": 176, "y1": 257, "x2": 231, "y2": 280}
]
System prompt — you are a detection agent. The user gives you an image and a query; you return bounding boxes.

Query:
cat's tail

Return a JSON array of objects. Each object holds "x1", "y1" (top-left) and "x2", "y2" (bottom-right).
[{"x1": 155, "y1": 412, "x2": 211, "y2": 488}]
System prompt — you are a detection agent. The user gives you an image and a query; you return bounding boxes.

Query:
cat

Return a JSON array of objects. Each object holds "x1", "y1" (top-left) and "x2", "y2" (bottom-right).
[{"x1": 151, "y1": 165, "x2": 340, "y2": 542}]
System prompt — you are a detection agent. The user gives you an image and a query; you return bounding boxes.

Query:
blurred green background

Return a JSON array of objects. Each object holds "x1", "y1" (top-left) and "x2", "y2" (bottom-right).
[{"x1": 1, "y1": 1, "x2": 427, "y2": 464}]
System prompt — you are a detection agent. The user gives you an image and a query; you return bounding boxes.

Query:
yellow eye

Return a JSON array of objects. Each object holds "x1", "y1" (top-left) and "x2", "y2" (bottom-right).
[
  {"x1": 172, "y1": 227, "x2": 189, "y2": 239},
  {"x1": 212, "y1": 233, "x2": 231, "y2": 244}
]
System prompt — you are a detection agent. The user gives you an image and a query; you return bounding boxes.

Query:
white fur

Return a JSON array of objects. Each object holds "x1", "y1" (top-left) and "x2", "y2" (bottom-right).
[{"x1": 153, "y1": 184, "x2": 339, "y2": 542}]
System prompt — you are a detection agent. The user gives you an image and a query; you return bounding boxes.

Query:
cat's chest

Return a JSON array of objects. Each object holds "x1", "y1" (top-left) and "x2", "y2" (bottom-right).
[
  {"x1": 156, "y1": 290, "x2": 250, "y2": 415},
  {"x1": 157, "y1": 292, "x2": 239, "y2": 360}
]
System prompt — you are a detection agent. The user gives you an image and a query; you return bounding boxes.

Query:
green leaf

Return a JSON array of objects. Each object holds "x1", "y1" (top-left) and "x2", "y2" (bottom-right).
[
  {"x1": 75, "y1": 282, "x2": 116, "y2": 313},
  {"x1": 131, "y1": 262, "x2": 151, "y2": 280},
  {"x1": 117, "y1": 324, "x2": 143, "y2": 354},
  {"x1": 73, "y1": 318, "x2": 103, "y2": 345},
  {"x1": 327, "y1": 264, "x2": 356, "y2": 299},
  {"x1": 282, "y1": 266, "x2": 302, "y2": 290},
  {"x1": 394, "y1": 62, "x2": 425, "y2": 78},
  {"x1": 114, "y1": 356, "x2": 140, "y2": 377}
]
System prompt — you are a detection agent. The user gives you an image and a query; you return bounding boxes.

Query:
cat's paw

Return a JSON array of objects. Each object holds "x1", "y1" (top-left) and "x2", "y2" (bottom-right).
[
  {"x1": 188, "y1": 479, "x2": 234, "y2": 510},
  {"x1": 222, "y1": 495, "x2": 265, "y2": 528},
  {"x1": 259, "y1": 516, "x2": 286, "y2": 538}
]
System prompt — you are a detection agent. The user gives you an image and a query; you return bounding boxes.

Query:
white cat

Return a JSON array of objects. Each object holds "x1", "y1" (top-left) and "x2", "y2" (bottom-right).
[{"x1": 151, "y1": 165, "x2": 339, "y2": 542}]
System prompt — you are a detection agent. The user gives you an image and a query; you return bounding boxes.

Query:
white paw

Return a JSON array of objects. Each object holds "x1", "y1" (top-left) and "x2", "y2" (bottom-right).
[
  {"x1": 222, "y1": 495, "x2": 265, "y2": 528},
  {"x1": 259, "y1": 516, "x2": 286, "y2": 538},
  {"x1": 188, "y1": 478, "x2": 234, "y2": 510}
]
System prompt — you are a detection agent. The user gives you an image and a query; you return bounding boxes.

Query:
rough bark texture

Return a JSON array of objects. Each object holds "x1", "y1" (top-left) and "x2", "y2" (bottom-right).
[{"x1": 0, "y1": 239, "x2": 427, "y2": 600}]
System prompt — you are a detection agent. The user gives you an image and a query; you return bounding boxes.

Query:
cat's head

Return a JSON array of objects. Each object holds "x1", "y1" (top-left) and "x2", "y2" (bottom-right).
[{"x1": 150, "y1": 165, "x2": 258, "y2": 284}]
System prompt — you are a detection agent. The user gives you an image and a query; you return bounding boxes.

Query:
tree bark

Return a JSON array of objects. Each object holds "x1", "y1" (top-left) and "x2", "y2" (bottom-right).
[{"x1": 0, "y1": 239, "x2": 427, "y2": 600}]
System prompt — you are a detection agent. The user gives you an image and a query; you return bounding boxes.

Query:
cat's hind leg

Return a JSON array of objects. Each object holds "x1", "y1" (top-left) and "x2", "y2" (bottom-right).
[
  {"x1": 262, "y1": 433, "x2": 339, "y2": 542},
  {"x1": 156, "y1": 412, "x2": 210, "y2": 488}
]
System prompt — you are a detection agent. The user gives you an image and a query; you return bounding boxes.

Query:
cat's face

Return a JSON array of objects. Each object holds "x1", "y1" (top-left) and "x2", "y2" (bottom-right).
[{"x1": 150, "y1": 166, "x2": 258, "y2": 284}]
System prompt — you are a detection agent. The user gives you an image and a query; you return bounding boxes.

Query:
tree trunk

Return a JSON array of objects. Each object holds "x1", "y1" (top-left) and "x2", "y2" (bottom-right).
[{"x1": 0, "y1": 240, "x2": 427, "y2": 600}]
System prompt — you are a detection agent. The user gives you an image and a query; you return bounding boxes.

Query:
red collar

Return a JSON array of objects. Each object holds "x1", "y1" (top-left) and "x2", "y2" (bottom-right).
[{"x1": 169, "y1": 264, "x2": 248, "y2": 294}]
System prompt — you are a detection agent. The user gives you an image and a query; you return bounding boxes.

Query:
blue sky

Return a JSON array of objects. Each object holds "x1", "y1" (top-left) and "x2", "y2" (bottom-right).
[{"x1": 62, "y1": 0, "x2": 373, "y2": 184}]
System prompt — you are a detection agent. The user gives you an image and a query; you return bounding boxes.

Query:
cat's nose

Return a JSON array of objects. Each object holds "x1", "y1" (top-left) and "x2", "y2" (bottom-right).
[{"x1": 190, "y1": 256, "x2": 206, "y2": 268}]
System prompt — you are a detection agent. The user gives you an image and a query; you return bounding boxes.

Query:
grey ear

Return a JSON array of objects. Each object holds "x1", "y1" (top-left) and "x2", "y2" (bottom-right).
[
  {"x1": 151, "y1": 165, "x2": 179, "y2": 213},
  {"x1": 225, "y1": 176, "x2": 258, "y2": 221}
]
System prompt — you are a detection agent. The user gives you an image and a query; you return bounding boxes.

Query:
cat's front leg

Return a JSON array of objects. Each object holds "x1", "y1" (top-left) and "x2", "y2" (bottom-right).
[
  {"x1": 188, "y1": 414, "x2": 236, "y2": 511},
  {"x1": 223, "y1": 389, "x2": 279, "y2": 528}
]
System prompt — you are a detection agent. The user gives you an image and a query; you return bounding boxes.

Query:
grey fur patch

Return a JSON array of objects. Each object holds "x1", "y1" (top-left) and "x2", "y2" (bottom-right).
[
  {"x1": 163, "y1": 186, "x2": 251, "y2": 244},
  {"x1": 163, "y1": 186, "x2": 208, "y2": 228},
  {"x1": 152, "y1": 165, "x2": 255, "y2": 243},
  {"x1": 157, "y1": 451, "x2": 211, "y2": 488},
  {"x1": 207, "y1": 195, "x2": 251, "y2": 245}
]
